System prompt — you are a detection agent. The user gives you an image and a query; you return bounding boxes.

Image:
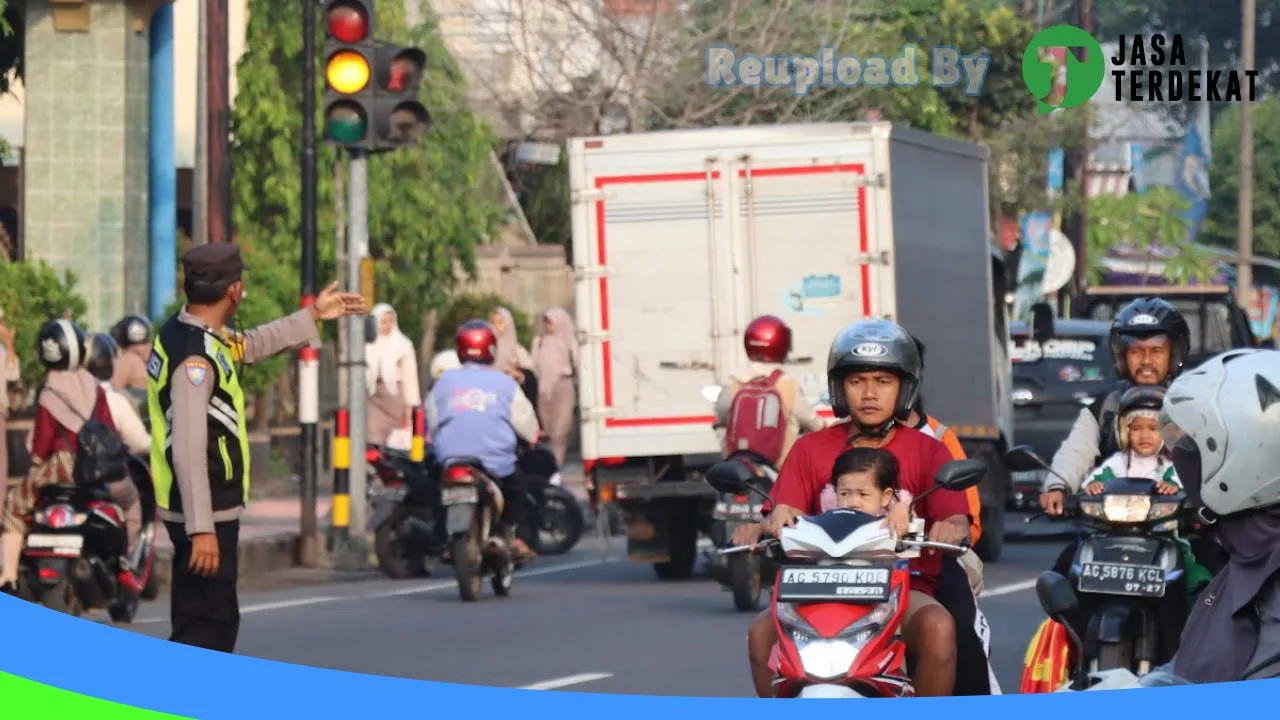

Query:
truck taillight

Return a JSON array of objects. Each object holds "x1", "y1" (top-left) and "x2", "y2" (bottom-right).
[{"x1": 444, "y1": 466, "x2": 473, "y2": 484}]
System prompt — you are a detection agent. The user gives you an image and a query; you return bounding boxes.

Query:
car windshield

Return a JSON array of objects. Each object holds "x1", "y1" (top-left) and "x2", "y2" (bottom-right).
[{"x1": 1011, "y1": 336, "x2": 1112, "y2": 384}]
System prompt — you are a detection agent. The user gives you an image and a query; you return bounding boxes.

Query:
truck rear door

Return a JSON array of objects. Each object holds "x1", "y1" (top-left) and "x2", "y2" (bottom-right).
[
  {"x1": 569, "y1": 141, "x2": 735, "y2": 462},
  {"x1": 727, "y1": 138, "x2": 889, "y2": 411}
]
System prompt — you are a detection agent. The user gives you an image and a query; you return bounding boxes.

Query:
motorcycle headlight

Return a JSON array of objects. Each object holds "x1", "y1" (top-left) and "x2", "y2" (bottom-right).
[
  {"x1": 1102, "y1": 495, "x2": 1152, "y2": 523},
  {"x1": 1147, "y1": 499, "x2": 1182, "y2": 521}
]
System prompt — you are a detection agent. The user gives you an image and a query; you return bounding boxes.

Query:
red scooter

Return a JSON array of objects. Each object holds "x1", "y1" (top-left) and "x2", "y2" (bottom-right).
[{"x1": 710, "y1": 458, "x2": 985, "y2": 698}]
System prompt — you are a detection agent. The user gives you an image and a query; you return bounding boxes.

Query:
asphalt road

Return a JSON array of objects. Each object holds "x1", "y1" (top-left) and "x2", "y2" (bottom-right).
[{"x1": 120, "y1": 520, "x2": 1069, "y2": 697}]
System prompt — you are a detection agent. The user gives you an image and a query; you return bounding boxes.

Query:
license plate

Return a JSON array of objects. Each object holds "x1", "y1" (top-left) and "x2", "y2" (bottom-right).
[
  {"x1": 26, "y1": 534, "x2": 83, "y2": 554},
  {"x1": 776, "y1": 565, "x2": 892, "y2": 603},
  {"x1": 714, "y1": 501, "x2": 762, "y2": 521},
  {"x1": 1012, "y1": 470, "x2": 1044, "y2": 486},
  {"x1": 1077, "y1": 561, "x2": 1166, "y2": 598},
  {"x1": 440, "y1": 486, "x2": 478, "y2": 505}
]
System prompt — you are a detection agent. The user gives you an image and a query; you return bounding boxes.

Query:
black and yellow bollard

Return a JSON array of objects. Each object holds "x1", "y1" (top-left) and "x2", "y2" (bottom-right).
[
  {"x1": 410, "y1": 406, "x2": 426, "y2": 463},
  {"x1": 332, "y1": 407, "x2": 351, "y2": 546}
]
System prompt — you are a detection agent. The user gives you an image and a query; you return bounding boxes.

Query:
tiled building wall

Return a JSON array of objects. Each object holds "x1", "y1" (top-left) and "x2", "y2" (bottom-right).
[{"x1": 21, "y1": 1, "x2": 151, "y2": 331}]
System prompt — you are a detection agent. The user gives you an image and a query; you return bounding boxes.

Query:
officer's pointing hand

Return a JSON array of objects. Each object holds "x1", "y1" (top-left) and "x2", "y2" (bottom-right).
[{"x1": 311, "y1": 281, "x2": 368, "y2": 321}]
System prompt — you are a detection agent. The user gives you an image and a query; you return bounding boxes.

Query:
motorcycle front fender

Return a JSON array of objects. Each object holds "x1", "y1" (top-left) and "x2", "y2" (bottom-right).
[
  {"x1": 795, "y1": 684, "x2": 864, "y2": 698},
  {"x1": 1094, "y1": 603, "x2": 1136, "y2": 643},
  {"x1": 368, "y1": 498, "x2": 398, "y2": 532}
]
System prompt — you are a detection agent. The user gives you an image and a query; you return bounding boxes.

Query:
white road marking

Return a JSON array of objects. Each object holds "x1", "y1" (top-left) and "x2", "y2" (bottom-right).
[
  {"x1": 979, "y1": 578, "x2": 1038, "y2": 598},
  {"x1": 519, "y1": 672, "x2": 614, "y2": 691},
  {"x1": 131, "y1": 557, "x2": 612, "y2": 625}
]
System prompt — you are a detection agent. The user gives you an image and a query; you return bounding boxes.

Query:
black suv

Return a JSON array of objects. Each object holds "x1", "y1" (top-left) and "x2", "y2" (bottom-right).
[{"x1": 1008, "y1": 318, "x2": 1119, "y2": 510}]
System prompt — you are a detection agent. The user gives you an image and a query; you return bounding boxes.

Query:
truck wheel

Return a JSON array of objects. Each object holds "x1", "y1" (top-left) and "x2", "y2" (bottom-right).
[{"x1": 653, "y1": 519, "x2": 697, "y2": 580}]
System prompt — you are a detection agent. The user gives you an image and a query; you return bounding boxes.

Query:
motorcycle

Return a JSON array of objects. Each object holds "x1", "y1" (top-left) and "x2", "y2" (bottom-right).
[
  {"x1": 17, "y1": 456, "x2": 159, "y2": 623},
  {"x1": 438, "y1": 456, "x2": 523, "y2": 602},
  {"x1": 1007, "y1": 445, "x2": 1191, "y2": 674},
  {"x1": 709, "y1": 457, "x2": 986, "y2": 698},
  {"x1": 517, "y1": 443, "x2": 586, "y2": 557},
  {"x1": 366, "y1": 445, "x2": 445, "y2": 579},
  {"x1": 703, "y1": 451, "x2": 778, "y2": 612}
]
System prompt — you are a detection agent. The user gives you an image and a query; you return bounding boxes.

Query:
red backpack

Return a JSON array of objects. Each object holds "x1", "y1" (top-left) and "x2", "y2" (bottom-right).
[{"x1": 723, "y1": 369, "x2": 788, "y2": 466}]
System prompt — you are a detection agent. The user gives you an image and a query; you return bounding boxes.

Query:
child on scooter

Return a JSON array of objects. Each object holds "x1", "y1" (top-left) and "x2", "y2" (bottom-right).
[
  {"x1": 829, "y1": 446, "x2": 899, "y2": 517},
  {"x1": 1082, "y1": 385, "x2": 1212, "y2": 596}
]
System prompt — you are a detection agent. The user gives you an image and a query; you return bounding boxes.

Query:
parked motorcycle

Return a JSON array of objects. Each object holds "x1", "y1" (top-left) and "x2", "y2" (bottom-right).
[
  {"x1": 710, "y1": 457, "x2": 985, "y2": 698},
  {"x1": 703, "y1": 451, "x2": 777, "y2": 611},
  {"x1": 517, "y1": 443, "x2": 586, "y2": 557},
  {"x1": 17, "y1": 456, "x2": 159, "y2": 622},
  {"x1": 366, "y1": 445, "x2": 445, "y2": 579},
  {"x1": 1007, "y1": 445, "x2": 1191, "y2": 674}
]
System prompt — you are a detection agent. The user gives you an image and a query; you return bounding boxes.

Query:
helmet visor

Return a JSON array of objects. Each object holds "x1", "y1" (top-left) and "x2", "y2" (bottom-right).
[{"x1": 1159, "y1": 407, "x2": 1204, "y2": 508}]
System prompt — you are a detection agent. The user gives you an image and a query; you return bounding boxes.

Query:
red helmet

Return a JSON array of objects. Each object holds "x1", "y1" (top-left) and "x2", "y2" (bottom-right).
[
  {"x1": 455, "y1": 320, "x2": 498, "y2": 365},
  {"x1": 744, "y1": 315, "x2": 792, "y2": 363}
]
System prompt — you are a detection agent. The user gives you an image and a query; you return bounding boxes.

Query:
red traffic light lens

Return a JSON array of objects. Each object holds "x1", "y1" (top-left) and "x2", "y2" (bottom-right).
[
  {"x1": 387, "y1": 54, "x2": 423, "y2": 92},
  {"x1": 325, "y1": 2, "x2": 369, "y2": 43}
]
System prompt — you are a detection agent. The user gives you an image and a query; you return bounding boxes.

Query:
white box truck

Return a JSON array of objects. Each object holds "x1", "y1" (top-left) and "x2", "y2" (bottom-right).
[{"x1": 568, "y1": 122, "x2": 1015, "y2": 578}]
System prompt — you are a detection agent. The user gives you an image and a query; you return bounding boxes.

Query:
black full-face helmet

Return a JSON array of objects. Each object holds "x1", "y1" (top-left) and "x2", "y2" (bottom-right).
[
  {"x1": 36, "y1": 319, "x2": 87, "y2": 372},
  {"x1": 1108, "y1": 298, "x2": 1190, "y2": 385},
  {"x1": 826, "y1": 319, "x2": 923, "y2": 431}
]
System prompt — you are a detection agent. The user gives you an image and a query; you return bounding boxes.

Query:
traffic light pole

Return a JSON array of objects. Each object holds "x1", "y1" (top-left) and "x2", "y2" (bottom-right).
[
  {"x1": 336, "y1": 148, "x2": 370, "y2": 571},
  {"x1": 299, "y1": 0, "x2": 320, "y2": 568}
]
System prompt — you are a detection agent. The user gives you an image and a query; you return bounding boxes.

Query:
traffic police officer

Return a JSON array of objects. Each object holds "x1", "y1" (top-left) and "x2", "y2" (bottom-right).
[{"x1": 148, "y1": 243, "x2": 366, "y2": 652}]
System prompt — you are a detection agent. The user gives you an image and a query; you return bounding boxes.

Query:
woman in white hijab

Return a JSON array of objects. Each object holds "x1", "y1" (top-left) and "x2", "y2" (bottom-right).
[
  {"x1": 532, "y1": 307, "x2": 579, "y2": 466},
  {"x1": 366, "y1": 304, "x2": 421, "y2": 448}
]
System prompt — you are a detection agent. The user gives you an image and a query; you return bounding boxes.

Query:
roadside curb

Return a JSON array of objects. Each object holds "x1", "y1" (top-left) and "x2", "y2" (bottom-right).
[{"x1": 152, "y1": 532, "x2": 301, "y2": 592}]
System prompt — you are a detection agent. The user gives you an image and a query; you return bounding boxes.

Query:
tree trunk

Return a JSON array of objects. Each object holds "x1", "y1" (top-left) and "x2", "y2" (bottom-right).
[{"x1": 418, "y1": 307, "x2": 439, "y2": 394}]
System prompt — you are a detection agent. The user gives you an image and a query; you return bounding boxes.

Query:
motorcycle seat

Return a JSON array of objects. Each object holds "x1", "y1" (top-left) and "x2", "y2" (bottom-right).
[{"x1": 442, "y1": 456, "x2": 487, "y2": 471}]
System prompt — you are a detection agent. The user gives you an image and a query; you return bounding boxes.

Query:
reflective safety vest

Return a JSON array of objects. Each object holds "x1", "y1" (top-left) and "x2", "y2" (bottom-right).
[
  {"x1": 146, "y1": 316, "x2": 251, "y2": 516},
  {"x1": 918, "y1": 415, "x2": 983, "y2": 545}
]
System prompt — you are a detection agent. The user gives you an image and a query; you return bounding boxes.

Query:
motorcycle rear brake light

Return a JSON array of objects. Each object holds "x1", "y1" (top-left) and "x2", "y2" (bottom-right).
[
  {"x1": 366, "y1": 449, "x2": 382, "y2": 463},
  {"x1": 38, "y1": 568, "x2": 60, "y2": 581},
  {"x1": 444, "y1": 466, "x2": 473, "y2": 483},
  {"x1": 44, "y1": 504, "x2": 78, "y2": 529},
  {"x1": 735, "y1": 494, "x2": 748, "y2": 503}
]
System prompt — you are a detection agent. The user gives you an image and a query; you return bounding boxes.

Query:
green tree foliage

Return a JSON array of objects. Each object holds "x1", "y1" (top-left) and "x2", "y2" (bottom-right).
[
  {"x1": 160, "y1": 243, "x2": 290, "y2": 399},
  {"x1": 230, "y1": 0, "x2": 503, "y2": 355},
  {"x1": 436, "y1": 293, "x2": 535, "y2": 350},
  {"x1": 1087, "y1": 186, "x2": 1215, "y2": 284},
  {"x1": 1202, "y1": 97, "x2": 1280, "y2": 257},
  {"x1": 0, "y1": 260, "x2": 88, "y2": 392}
]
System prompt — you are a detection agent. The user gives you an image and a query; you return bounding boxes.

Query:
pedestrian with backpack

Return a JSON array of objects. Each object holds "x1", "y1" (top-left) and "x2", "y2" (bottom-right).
[
  {"x1": 1, "y1": 319, "x2": 137, "y2": 593},
  {"x1": 714, "y1": 315, "x2": 827, "y2": 468}
]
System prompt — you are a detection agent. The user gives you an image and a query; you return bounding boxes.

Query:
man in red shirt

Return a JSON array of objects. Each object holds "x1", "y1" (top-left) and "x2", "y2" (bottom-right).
[{"x1": 732, "y1": 319, "x2": 972, "y2": 697}]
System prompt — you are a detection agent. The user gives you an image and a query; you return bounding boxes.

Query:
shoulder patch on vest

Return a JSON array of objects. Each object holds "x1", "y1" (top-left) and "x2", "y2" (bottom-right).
[
  {"x1": 147, "y1": 351, "x2": 163, "y2": 381},
  {"x1": 184, "y1": 358, "x2": 209, "y2": 386}
]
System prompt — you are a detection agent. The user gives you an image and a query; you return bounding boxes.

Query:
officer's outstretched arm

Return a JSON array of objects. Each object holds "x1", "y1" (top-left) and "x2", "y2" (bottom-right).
[
  {"x1": 235, "y1": 309, "x2": 321, "y2": 366},
  {"x1": 171, "y1": 357, "x2": 217, "y2": 535}
]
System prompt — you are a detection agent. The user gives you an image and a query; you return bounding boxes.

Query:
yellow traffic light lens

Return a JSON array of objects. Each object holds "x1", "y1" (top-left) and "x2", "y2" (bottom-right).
[{"x1": 326, "y1": 50, "x2": 370, "y2": 94}]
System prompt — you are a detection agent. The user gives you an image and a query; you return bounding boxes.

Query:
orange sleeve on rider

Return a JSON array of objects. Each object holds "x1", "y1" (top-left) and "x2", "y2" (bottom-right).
[{"x1": 936, "y1": 423, "x2": 983, "y2": 544}]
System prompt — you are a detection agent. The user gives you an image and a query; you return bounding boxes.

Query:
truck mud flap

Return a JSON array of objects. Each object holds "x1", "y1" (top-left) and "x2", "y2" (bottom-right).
[{"x1": 614, "y1": 481, "x2": 716, "y2": 564}]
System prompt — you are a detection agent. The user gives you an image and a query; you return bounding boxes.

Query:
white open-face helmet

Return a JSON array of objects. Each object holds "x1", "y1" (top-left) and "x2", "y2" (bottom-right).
[
  {"x1": 429, "y1": 349, "x2": 461, "y2": 380},
  {"x1": 1159, "y1": 349, "x2": 1280, "y2": 517}
]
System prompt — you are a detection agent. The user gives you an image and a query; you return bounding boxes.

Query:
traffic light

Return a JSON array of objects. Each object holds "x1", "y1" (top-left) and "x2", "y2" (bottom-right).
[
  {"x1": 370, "y1": 43, "x2": 430, "y2": 149},
  {"x1": 322, "y1": 0, "x2": 375, "y2": 148}
]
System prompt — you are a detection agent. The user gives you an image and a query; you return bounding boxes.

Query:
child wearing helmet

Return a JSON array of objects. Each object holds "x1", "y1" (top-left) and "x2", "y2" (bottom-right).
[{"x1": 1082, "y1": 384, "x2": 1212, "y2": 597}]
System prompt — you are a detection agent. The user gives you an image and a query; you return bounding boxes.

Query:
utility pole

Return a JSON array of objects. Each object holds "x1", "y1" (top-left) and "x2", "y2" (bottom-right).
[
  {"x1": 337, "y1": 149, "x2": 370, "y2": 570},
  {"x1": 207, "y1": 0, "x2": 231, "y2": 243},
  {"x1": 193, "y1": 0, "x2": 209, "y2": 246},
  {"x1": 1071, "y1": 0, "x2": 1093, "y2": 309},
  {"x1": 1237, "y1": 0, "x2": 1256, "y2": 309},
  {"x1": 299, "y1": 0, "x2": 321, "y2": 567}
]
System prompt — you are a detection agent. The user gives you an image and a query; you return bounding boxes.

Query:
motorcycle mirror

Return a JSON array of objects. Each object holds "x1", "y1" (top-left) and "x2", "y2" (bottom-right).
[
  {"x1": 701, "y1": 385, "x2": 723, "y2": 404},
  {"x1": 1004, "y1": 445, "x2": 1050, "y2": 473},
  {"x1": 933, "y1": 458, "x2": 986, "y2": 491},
  {"x1": 704, "y1": 464, "x2": 748, "y2": 495},
  {"x1": 1036, "y1": 570, "x2": 1079, "y2": 618}
]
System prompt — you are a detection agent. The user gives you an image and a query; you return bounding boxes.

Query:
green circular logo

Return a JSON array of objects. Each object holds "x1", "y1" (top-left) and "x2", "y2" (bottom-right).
[{"x1": 1022, "y1": 24, "x2": 1106, "y2": 114}]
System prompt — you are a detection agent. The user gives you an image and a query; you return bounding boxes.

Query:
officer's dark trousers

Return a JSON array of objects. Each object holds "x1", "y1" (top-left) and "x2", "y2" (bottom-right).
[
  {"x1": 164, "y1": 520, "x2": 241, "y2": 654},
  {"x1": 498, "y1": 470, "x2": 534, "y2": 544}
]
